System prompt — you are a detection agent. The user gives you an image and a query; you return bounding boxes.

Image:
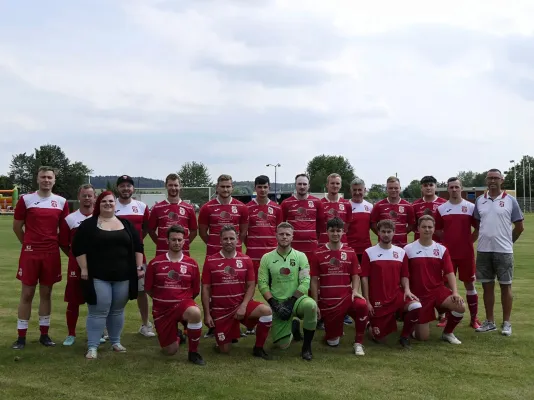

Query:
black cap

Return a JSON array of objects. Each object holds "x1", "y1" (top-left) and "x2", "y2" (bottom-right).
[
  {"x1": 420, "y1": 175, "x2": 437, "y2": 185},
  {"x1": 117, "y1": 175, "x2": 134, "y2": 186}
]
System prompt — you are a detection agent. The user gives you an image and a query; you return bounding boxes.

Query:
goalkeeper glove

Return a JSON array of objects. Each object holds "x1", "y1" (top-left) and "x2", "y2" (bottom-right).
[
  {"x1": 278, "y1": 297, "x2": 297, "y2": 321},
  {"x1": 268, "y1": 298, "x2": 282, "y2": 314}
]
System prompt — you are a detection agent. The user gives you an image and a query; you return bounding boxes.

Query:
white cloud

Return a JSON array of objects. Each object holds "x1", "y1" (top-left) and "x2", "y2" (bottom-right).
[{"x1": 0, "y1": 0, "x2": 533, "y2": 187}]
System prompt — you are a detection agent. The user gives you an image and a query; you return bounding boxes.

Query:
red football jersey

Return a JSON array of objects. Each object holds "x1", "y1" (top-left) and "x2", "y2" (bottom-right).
[
  {"x1": 346, "y1": 200, "x2": 373, "y2": 254},
  {"x1": 245, "y1": 199, "x2": 282, "y2": 262},
  {"x1": 281, "y1": 195, "x2": 323, "y2": 254},
  {"x1": 148, "y1": 200, "x2": 198, "y2": 256},
  {"x1": 144, "y1": 253, "x2": 200, "y2": 313},
  {"x1": 198, "y1": 197, "x2": 249, "y2": 256},
  {"x1": 370, "y1": 198, "x2": 415, "y2": 248},
  {"x1": 318, "y1": 197, "x2": 352, "y2": 244},
  {"x1": 115, "y1": 199, "x2": 149, "y2": 243},
  {"x1": 59, "y1": 209, "x2": 92, "y2": 279},
  {"x1": 202, "y1": 252, "x2": 255, "y2": 312},
  {"x1": 412, "y1": 197, "x2": 447, "y2": 241},
  {"x1": 310, "y1": 244, "x2": 360, "y2": 309},
  {"x1": 435, "y1": 200, "x2": 477, "y2": 260},
  {"x1": 14, "y1": 192, "x2": 69, "y2": 252},
  {"x1": 404, "y1": 241, "x2": 454, "y2": 298},
  {"x1": 360, "y1": 244, "x2": 408, "y2": 317}
]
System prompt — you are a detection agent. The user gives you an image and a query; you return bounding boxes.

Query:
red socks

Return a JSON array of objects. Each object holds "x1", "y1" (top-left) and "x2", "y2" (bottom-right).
[
  {"x1": 352, "y1": 298, "x2": 368, "y2": 344},
  {"x1": 466, "y1": 292, "x2": 478, "y2": 321},
  {"x1": 255, "y1": 316, "x2": 273, "y2": 348},
  {"x1": 444, "y1": 311, "x2": 463, "y2": 334},
  {"x1": 187, "y1": 322, "x2": 202, "y2": 353},
  {"x1": 401, "y1": 308, "x2": 420, "y2": 338},
  {"x1": 39, "y1": 315, "x2": 50, "y2": 335},
  {"x1": 17, "y1": 319, "x2": 29, "y2": 338},
  {"x1": 66, "y1": 303, "x2": 80, "y2": 336}
]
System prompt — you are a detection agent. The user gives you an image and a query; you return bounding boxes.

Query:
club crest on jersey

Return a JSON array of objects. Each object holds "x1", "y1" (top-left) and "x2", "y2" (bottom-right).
[
  {"x1": 179, "y1": 207, "x2": 185, "y2": 216},
  {"x1": 499, "y1": 201, "x2": 505, "y2": 207},
  {"x1": 236, "y1": 260, "x2": 243, "y2": 269},
  {"x1": 399, "y1": 206, "x2": 405, "y2": 213},
  {"x1": 232, "y1": 205, "x2": 238, "y2": 214},
  {"x1": 462, "y1": 206, "x2": 468, "y2": 213},
  {"x1": 364, "y1": 205, "x2": 370, "y2": 212},
  {"x1": 290, "y1": 259, "x2": 296, "y2": 267},
  {"x1": 339, "y1": 203, "x2": 345, "y2": 211},
  {"x1": 132, "y1": 206, "x2": 138, "y2": 214},
  {"x1": 268, "y1": 207, "x2": 273, "y2": 215},
  {"x1": 280, "y1": 267, "x2": 291, "y2": 275},
  {"x1": 433, "y1": 248, "x2": 440, "y2": 257},
  {"x1": 308, "y1": 200, "x2": 314, "y2": 208},
  {"x1": 393, "y1": 251, "x2": 399, "y2": 259},
  {"x1": 433, "y1": 204, "x2": 439, "y2": 211},
  {"x1": 224, "y1": 266, "x2": 237, "y2": 276},
  {"x1": 180, "y1": 265, "x2": 187, "y2": 274},
  {"x1": 50, "y1": 200, "x2": 58, "y2": 208},
  {"x1": 341, "y1": 252, "x2": 347, "y2": 261}
]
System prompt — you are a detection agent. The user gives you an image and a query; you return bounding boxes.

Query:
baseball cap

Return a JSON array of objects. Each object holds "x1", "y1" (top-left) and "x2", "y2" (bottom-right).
[
  {"x1": 420, "y1": 175, "x2": 437, "y2": 185},
  {"x1": 117, "y1": 175, "x2": 134, "y2": 186}
]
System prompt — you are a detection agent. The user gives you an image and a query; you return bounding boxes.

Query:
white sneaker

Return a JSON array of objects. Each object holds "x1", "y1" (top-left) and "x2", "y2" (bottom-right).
[
  {"x1": 139, "y1": 323, "x2": 156, "y2": 337},
  {"x1": 85, "y1": 347, "x2": 98, "y2": 359},
  {"x1": 353, "y1": 343, "x2": 365, "y2": 356},
  {"x1": 441, "y1": 333, "x2": 462, "y2": 345},
  {"x1": 103, "y1": 328, "x2": 109, "y2": 340},
  {"x1": 501, "y1": 322, "x2": 512, "y2": 336},
  {"x1": 111, "y1": 343, "x2": 127, "y2": 352},
  {"x1": 475, "y1": 320, "x2": 497, "y2": 333}
]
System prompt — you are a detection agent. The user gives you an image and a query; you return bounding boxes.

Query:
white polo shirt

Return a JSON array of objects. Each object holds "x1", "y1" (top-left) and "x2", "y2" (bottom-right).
[{"x1": 473, "y1": 191, "x2": 523, "y2": 253}]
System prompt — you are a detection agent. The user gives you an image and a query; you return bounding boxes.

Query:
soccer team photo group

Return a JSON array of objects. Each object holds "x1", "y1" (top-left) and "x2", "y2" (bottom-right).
[{"x1": 9, "y1": 166, "x2": 524, "y2": 369}]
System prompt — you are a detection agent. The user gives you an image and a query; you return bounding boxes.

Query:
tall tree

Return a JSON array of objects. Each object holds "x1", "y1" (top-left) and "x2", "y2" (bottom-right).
[
  {"x1": 402, "y1": 179, "x2": 422, "y2": 199},
  {"x1": 366, "y1": 184, "x2": 387, "y2": 201},
  {"x1": 8, "y1": 153, "x2": 35, "y2": 194},
  {"x1": 178, "y1": 162, "x2": 213, "y2": 187},
  {"x1": 305, "y1": 155, "x2": 356, "y2": 196},
  {"x1": 503, "y1": 155, "x2": 534, "y2": 197},
  {"x1": 456, "y1": 170, "x2": 487, "y2": 188},
  {"x1": 0, "y1": 175, "x2": 14, "y2": 190}
]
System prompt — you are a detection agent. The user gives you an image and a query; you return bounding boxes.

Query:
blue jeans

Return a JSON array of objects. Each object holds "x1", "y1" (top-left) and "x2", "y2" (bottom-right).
[{"x1": 86, "y1": 279, "x2": 129, "y2": 348}]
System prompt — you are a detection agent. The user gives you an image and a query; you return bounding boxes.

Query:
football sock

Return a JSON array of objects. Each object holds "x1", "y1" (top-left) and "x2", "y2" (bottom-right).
[
  {"x1": 255, "y1": 315, "x2": 272, "y2": 348},
  {"x1": 39, "y1": 315, "x2": 51, "y2": 335},
  {"x1": 444, "y1": 311, "x2": 463, "y2": 334},
  {"x1": 352, "y1": 297, "x2": 368, "y2": 344},
  {"x1": 66, "y1": 303, "x2": 79, "y2": 337},
  {"x1": 466, "y1": 290, "x2": 478, "y2": 320},
  {"x1": 187, "y1": 322, "x2": 202, "y2": 353},
  {"x1": 17, "y1": 319, "x2": 29, "y2": 338}
]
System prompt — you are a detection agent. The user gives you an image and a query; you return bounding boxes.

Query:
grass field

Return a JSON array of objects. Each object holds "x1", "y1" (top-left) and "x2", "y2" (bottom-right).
[{"x1": 0, "y1": 216, "x2": 533, "y2": 400}]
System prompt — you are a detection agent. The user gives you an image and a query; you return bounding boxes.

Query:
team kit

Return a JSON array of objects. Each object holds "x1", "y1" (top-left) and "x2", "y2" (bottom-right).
[{"x1": 11, "y1": 169, "x2": 520, "y2": 364}]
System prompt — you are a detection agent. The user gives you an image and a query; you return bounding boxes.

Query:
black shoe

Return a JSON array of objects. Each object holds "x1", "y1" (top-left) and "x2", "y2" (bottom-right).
[
  {"x1": 292, "y1": 320, "x2": 302, "y2": 342},
  {"x1": 39, "y1": 334, "x2": 56, "y2": 347},
  {"x1": 12, "y1": 337, "x2": 26, "y2": 350},
  {"x1": 232, "y1": 339, "x2": 239, "y2": 344},
  {"x1": 178, "y1": 329, "x2": 186, "y2": 346},
  {"x1": 301, "y1": 347, "x2": 313, "y2": 361},
  {"x1": 399, "y1": 336, "x2": 411, "y2": 349},
  {"x1": 253, "y1": 346, "x2": 272, "y2": 360},
  {"x1": 316, "y1": 319, "x2": 325, "y2": 330},
  {"x1": 204, "y1": 327, "x2": 215, "y2": 339},
  {"x1": 188, "y1": 351, "x2": 206, "y2": 366}
]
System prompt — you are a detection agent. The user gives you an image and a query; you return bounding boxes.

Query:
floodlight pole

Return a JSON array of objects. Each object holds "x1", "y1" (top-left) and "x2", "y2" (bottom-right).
[
  {"x1": 510, "y1": 160, "x2": 516, "y2": 194},
  {"x1": 266, "y1": 163, "x2": 281, "y2": 202}
]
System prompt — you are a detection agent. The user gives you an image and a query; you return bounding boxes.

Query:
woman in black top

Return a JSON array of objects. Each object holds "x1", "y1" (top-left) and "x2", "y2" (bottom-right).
[{"x1": 73, "y1": 191, "x2": 144, "y2": 359}]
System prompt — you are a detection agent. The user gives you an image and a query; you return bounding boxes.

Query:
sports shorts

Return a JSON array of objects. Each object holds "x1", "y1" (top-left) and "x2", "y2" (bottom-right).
[
  {"x1": 369, "y1": 290, "x2": 412, "y2": 339},
  {"x1": 452, "y1": 257, "x2": 476, "y2": 283},
  {"x1": 17, "y1": 249, "x2": 62, "y2": 287},
  {"x1": 213, "y1": 301, "x2": 263, "y2": 346},
  {"x1": 322, "y1": 296, "x2": 367, "y2": 341},
  {"x1": 476, "y1": 252, "x2": 514, "y2": 284},
  {"x1": 153, "y1": 299, "x2": 198, "y2": 348},
  {"x1": 418, "y1": 286, "x2": 452, "y2": 324}
]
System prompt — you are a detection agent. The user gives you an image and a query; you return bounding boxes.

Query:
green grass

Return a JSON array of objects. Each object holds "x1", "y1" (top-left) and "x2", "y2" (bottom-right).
[{"x1": 0, "y1": 216, "x2": 533, "y2": 400}]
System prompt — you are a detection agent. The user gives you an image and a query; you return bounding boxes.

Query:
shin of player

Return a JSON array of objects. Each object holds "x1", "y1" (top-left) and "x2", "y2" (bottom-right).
[
  {"x1": 59, "y1": 184, "x2": 96, "y2": 346},
  {"x1": 202, "y1": 226, "x2": 272, "y2": 359},
  {"x1": 360, "y1": 220, "x2": 421, "y2": 349},
  {"x1": 12, "y1": 166, "x2": 69, "y2": 349},
  {"x1": 310, "y1": 218, "x2": 368, "y2": 355},
  {"x1": 407, "y1": 216, "x2": 466, "y2": 345},
  {"x1": 145, "y1": 225, "x2": 205, "y2": 365},
  {"x1": 258, "y1": 222, "x2": 318, "y2": 361}
]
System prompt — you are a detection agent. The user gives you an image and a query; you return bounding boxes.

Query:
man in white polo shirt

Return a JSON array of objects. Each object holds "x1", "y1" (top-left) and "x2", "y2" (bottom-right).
[{"x1": 473, "y1": 169, "x2": 524, "y2": 336}]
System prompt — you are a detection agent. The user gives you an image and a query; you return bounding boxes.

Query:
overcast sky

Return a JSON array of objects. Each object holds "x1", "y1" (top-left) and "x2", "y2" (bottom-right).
[{"x1": 1, "y1": 0, "x2": 533, "y2": 186}]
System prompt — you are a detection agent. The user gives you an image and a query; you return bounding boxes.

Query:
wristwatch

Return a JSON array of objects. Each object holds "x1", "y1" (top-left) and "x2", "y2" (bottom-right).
[{"x1": 137, "y1": 264, "x2": 146, "y2": 271}]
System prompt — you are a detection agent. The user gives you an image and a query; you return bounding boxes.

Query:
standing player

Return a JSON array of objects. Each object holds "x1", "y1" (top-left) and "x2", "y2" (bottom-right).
[
  {"x1": 360, "y1": 220, "x2": 421, "y2": 349},
  {"x1": 347, "y1": 177, "x2": 373, "y2": 262},
  {"x1": 12, "y1": 166, "x2": 70, "y2": 349},
  {"x1": 318, "y1": 173, "x2": 352, "y2": 244},
  {"x1": 144, "y1": 225, "x2": 205, "y2": 365},
  {"x1": 198, "y1": 174, "x2": 249, "y2": 258},
  {"x1": 280, "y1": 174, "x2": 323, "y2": 261},
  {"x1": 59, "y1": 184, "x2": 97, "y2": 346},
  {"x1": 258, "y1": 222, "x2": 318, "y2": 361},
  {"x1": 412, "y1": 176, "x2": 446, "y2": 242},
  {"x1": 114, "y1": 175, "x2": 154, "y2": 337},
  {"x1": 310, "y1": 218, "x2": 368, "y2": 355},
  {"x1": 405, "y1": 215, "x2": 466, "y2": 345},
  {"x1": 148, "y1": 173, "x2": 197, "y2": 257},
  {"x1": 370, "y1": 176, "x2": 415, "y2": 248},
  {"x1": 435, "y1": 177, "x2": 481, "y2": 329},
  {"x1": 202, "y1": 226, "x2": 273, "y2": 359}
]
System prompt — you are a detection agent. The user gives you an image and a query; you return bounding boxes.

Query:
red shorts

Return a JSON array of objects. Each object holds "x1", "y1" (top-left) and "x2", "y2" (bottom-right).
[
  {"x1": 153, "y1": 300, "x2": 198, "y2": 348},
  {"x1": 419, "y1": 286, "x2": 452, "y2": 324},
  {"x1": 17, "y1": 249, "x2": 62, "y2": 287},
  {"x1": 322, "y1": 296, "x2": 368, "y2": 341},
  {"x1": 452, "y1": 258, "x2": 476, "y2": 283},
  {"x1": 369, "y1": 290, "x2": 411, "y2": 340},
  {"x1": 213, "y1": 301, "x2": 262, "y2": 346}
]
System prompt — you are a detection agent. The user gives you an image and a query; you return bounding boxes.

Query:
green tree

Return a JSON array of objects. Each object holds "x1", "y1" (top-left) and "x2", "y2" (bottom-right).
[
  {"x1": 305, "y1": 155, "x2": 356, "y2": 197},
  {"x1": 106, "y1": 180, "x2": 118, "y2": 196},
  {"x1": 503, "y1": 156, "x2": 534, "y2": 197},
  {"x1": 178, "y1": 162, "x2": 213, "y2": 187},
  {"x1": 0, "y1": 174, "x2": 15, "y2": 190},
  {"x1": 366, "y1": 184, "x2": 387, "y2": 201},
  {"x1": 9, "y1": 144, "x2": 92, "y2": 198},
  {"x1": 402, "y1": 179, "x2": 421, "y2": 199}
]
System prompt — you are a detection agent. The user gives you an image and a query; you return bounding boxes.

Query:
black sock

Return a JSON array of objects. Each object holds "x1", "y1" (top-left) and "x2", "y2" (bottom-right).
[{"x1": 302, "y1": 329, "x2": 315, "y2": 350}]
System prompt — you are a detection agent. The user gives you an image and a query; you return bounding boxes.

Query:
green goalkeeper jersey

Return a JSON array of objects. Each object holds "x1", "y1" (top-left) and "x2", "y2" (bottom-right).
[{"x1": 258, "y1": 248, "x2": 310, "y2": 301}]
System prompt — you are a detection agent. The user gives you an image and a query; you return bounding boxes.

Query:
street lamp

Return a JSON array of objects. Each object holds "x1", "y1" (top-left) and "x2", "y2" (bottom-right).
[
  {"x1": 266, "y1": 163, "x2": 281, "y2": 203},
  {"x1": 523, "y1": 157, "x2": 527, "y2": 206},
  {"x1": 528, "y1": 158, "x2": 532, "y2": 212},
  {"x1": 510, "y1": 160, "x2": 517, "y2": 194}
]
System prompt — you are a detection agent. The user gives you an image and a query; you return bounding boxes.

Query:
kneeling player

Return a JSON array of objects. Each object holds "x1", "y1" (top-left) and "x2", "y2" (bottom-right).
[
  {"x1": 360, "y1": 220, "x2": 422, "y2": 349},
  {"x1": 202, "y1": 225, "x2": 272, "y2": 359},
  {"x1": 405, "y1": 215, "x2": 466, "y2": 345},
  {"x1": 144, "y1": 225, "x2": 205, "y2": 365},
  {"x1": 259, "y1": 222, "x2": 318, "y2": 361},
  {"x1": 310, "y1": 217, "x2": 368, "y2": 355}
]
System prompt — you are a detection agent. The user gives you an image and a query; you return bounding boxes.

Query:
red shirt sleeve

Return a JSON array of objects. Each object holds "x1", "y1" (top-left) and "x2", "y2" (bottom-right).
[
  {"x1": 407, "y1": 204, "x2": 416, "y2": 225},
  {"x1": 471, "y1": 216, "x2": 479, "y2": 230},
  {"x1": 201, "y1": 260, "x2": 211, "y2": 284},
  {"x1": 309, "y1": 252, "x2": 319, "y2": 277},
  {"x1": 246, "y1": 258, "x2": 255, "y2": 282},
  {"x1": 189, "y1": 207, "x2": 198, "y2": 230},
  {"x1": 276, "y1": 206, "x2": 283, "y2": 226},
  {"x1": 240, "y1": 204, "x2": 249, "y2": 225},
  {"x1": 401, "y1": 254, "x2": 409, "y2": 278},
  {"x1": 441, "y1": 249, "x2": 454, "y2": 275},
  {"x1": 370, "y1": 202, "x2": 379, "y2": 224},
  {"x1": 345, "y1": 200, "x2": 353, "y2": 223},
  {"x1": 315, "y1": 200, "x2": 324, "y2": 237},
  {"x1": 148, "y1": 206, "x2": 158, "y2": 231},
  {"x1": 144, "y1": 260, "x2": 155, "y2": 293},
  {"x1": 281, "y1": 201, "x2": 288, "y2": 222},
  {"x1": 13, "y1": 196, "x2": 26, "y2": 220},
  {"x1": 359, "y1": 251, "x2": 370, "y2": 277},
  {"x1": 435, "y1": 209, "x2": 444, "y2": 230},
  {"x1": 351, "y1": 252, "x2": 361, "y2": 275},
  {"x1": 143, "y1": 206, "x2": 150, "y2": 225},
  {"x1": 192, "y1": 260, "x2": 200, "y2": 298},
  {"x1": 58, "y1": 218, "x2": 70, "y2": 248},
  {"x1": 198, "y1": 205, "x2": 209, "y2": 226}
]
